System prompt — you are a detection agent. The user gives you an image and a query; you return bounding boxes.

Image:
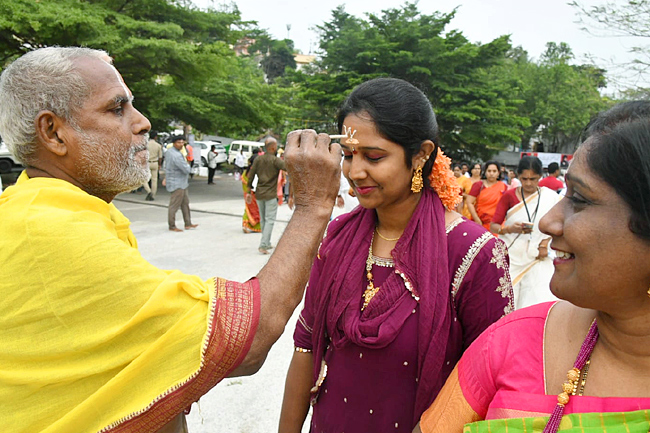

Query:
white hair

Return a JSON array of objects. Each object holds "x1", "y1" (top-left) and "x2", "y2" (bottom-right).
[{"x1": 0, "y1": 47, "x2": 110, "y2": 165}]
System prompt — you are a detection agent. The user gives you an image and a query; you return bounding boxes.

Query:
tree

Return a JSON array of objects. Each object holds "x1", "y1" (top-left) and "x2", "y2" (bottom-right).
[
  {"x1": 249, "y1": 35, "x2": 297, "y2": 83},
  {"x1": 280, "y1": 4, "x2": 530, "y2": 160},
  {"x1": 0, "y1": 0, "x2": 287, "y2": 137},
  {"x1": 494, "y1": 42, "x2": 609, "y2": 153},
  {"x1": 571, "y1": 0, "x2": 650, "y2": 88}
]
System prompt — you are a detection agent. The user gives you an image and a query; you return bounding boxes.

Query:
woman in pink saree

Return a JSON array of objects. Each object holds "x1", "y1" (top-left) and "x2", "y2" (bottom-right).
[{"x1": 416, "y1": 101, "x2": 650, "y2": 433}]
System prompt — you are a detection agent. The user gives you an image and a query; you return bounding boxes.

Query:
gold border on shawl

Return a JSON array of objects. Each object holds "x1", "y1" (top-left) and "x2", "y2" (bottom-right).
[{"x1": 99, "y1": 277, "x2": 259, "y2": 433}]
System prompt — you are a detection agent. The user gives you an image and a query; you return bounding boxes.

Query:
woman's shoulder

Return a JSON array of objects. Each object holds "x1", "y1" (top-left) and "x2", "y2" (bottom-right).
[
  {"x1": 468, "y1": 181, "x2": 483, "y2": 196},
  {"x1": 463, "y1": 302, "x2": 555, "y2": 365},
  {"x1": 502, "y1": 187, "x2": 518, "y2": 200},
  {"x1": 446, "y1": 219, "x2": 502, "y2": 271},
  {"x1": 447, "y1": 218, "x2": 495, "y2": 250},
  {"x1": 492, "y1": 301, "x2": 555, "y2": 332}
]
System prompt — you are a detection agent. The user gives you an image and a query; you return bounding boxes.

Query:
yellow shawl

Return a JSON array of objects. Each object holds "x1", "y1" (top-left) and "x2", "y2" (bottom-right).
[{"x1": 0, "y1": 172, "x2": 259, "y2": 432}]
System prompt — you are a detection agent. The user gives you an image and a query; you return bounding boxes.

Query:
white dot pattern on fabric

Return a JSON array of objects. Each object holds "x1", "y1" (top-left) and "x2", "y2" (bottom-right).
[
  {"x1": 412, "y1": 309, "x2": 416, "y2": 314},
  {"x1": 446, "y1": 361, "x2": 450, "y2": 365},
  {"x1": 360, "y1": 353, "x2": 363, "y2": 358},
  {"x1": 369, "y1": 409, "x2": 373, "y2": 414},
  {"x1": 403, "y1": 361, "x2": 408, "y2": 366},
  {"x1": 344, "y1": 397, "x2": 347, "y2": 403},
  {"x1": 395, "y1": 423, "x2": 399, "y2": 428}
]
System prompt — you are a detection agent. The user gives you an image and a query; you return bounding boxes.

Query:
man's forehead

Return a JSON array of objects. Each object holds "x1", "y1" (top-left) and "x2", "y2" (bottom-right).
[{"x1": 74, "y1": 56, "x2": 132, "y2": 99}]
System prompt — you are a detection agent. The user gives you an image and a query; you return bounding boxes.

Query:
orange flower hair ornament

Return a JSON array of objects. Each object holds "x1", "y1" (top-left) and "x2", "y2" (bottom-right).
[{"x1": 428, "y1": 148, "x2": 462, "y2": 211}]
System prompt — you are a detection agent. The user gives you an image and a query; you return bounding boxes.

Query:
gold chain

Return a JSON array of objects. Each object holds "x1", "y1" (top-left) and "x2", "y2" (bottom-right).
[{"x1": 375, "y1": 227, "x2": 401, "y2": 242}]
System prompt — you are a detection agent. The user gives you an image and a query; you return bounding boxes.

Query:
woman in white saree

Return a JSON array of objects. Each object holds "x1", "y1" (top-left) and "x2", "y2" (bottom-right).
[{"x1": 490, "y1": 156, "x2": 561, "y2": 308}]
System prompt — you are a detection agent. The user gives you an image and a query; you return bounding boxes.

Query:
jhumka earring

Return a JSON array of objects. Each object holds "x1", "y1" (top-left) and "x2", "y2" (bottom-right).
[{"x1": 411, "y1": 166, "x2": 423, "y2": 193}]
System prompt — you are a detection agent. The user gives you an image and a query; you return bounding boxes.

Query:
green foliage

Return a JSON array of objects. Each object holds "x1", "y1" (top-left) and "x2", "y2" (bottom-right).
[
  {"x1": 250, "y1": 35, "x2": 297, "y2": 83},
  {"x1": 0, "y1": 0, "x2": 287, "y2": 137},
  {"x1": 280, "y1": 3, "x2": 530, "y2": 160},
  {"x1": 495, "y1": 42, "x2": 608, "y2": 153}
]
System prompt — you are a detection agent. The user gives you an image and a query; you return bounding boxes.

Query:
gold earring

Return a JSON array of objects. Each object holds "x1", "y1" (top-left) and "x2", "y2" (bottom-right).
[
  {"x1": 647, "y1": 286, "x2": 650, "y2": 298},
  {"x1": 411, "y1": 166, "x2": 423, "y2": 193}
]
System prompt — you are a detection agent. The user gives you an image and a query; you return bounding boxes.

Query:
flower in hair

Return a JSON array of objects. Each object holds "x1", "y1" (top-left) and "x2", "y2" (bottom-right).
[{"x1": 428, "y1": 148, "x2": 462, "y2": 211}]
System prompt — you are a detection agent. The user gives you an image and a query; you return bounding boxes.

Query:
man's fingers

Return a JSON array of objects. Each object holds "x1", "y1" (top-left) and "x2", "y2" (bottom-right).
[
  {"x1": 300, "y1": 129, "x2": 318, "y2": 148},
  {"x1": 315, "y1": 133, "x2": 331, "y2": 152},
  {"x1": 286, "y1": 130, "x2": 303, "y2": 151},
  {"x1": 329, "y1": 142, "x2": 342, "y2": 160}
]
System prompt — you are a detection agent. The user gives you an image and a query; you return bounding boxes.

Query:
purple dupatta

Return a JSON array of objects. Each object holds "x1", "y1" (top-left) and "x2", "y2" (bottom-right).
[{"x1": 311, "y1": 187, "x2": 452, "y2": 423}]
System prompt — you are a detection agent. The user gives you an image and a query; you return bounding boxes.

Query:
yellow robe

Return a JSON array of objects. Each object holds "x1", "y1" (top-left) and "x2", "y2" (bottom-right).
[{"x1": 0, "y1": 172, "x2": 259, "y2": 432}]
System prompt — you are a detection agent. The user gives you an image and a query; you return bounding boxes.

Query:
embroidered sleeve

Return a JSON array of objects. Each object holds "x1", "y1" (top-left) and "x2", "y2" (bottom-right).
[{"x1": 453, "y1": 236, "x2": 514, "y2": 350}]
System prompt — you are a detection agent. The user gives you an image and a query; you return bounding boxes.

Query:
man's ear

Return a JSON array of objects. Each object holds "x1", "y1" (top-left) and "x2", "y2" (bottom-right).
[{"x1": 35, "y1": 110, "x2": 69, "y2": 157}]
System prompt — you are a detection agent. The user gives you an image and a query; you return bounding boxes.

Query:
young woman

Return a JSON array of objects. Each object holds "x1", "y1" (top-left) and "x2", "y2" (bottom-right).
[
  {"x1": 490, "y1": 156, "x2": 561, "y2": 309},
  {"x1": 466, "y1": 161, "x2": 507, "y2": 230},
  {"x1": 278, "y1": 78, "x2": 514, "y2": 433}
]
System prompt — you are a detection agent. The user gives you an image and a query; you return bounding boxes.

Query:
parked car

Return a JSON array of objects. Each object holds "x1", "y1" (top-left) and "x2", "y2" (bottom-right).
[
  {"x1": 194, "y1": 141, "x2": 227, "y2": 168},
  {"x1": 0, "y1": 142, "x2": 22, "y2": 174},
  {"x1": 227, "y1": 140, "x2": 265, "y2": 165}
]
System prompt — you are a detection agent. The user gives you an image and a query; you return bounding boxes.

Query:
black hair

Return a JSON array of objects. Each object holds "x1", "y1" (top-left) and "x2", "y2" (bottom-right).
[
  {"x1": 337, "y1": 77, "x2": 439, "y2": 185},
  {"x1": 452, "y1": 163, "x2": 462, "y2": 170},
  {"x1": 482, "y1": 160, "x2": 501, "y2": 180},
  {"x1": 210, "y1": 145, "x2": 216, "y2": 151},
  {"x1": 170, "y1": 134, "x2": 185, "y2": 143},
  {"x1": 582, "y1": 101, "x2": 650, "y2": 141},
  {"x1": 517, "y1": 156, "x2": 543, "y2": 176},
  {"x1": 547, "y1": 162, "x2": 560, "y2": 174},
  {"x1": 586, "y1": 118, "x2": 650, "y2": 241},
  {"x1": 150, "y1": 130, "x2": 158, "y2": 140},
  {"x1": 252, "y1": 148, "x2": 260, "y2": 154},
  {"x1": 461, "y1": 161, "x2": 469, "y2": 168}
]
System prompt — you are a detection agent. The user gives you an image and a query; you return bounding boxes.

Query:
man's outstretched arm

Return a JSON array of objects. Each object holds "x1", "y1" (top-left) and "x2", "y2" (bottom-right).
[{"x1": 229, "y1": 130, "x2": 341, "y2": 376}]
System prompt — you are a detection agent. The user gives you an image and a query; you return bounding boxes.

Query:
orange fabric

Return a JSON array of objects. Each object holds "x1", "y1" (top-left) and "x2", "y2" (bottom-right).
[
  {"x1": 419, "y1": 367, "x2": 480, "y2": 433},
  {"x1": 456, "y1": 176, "x2": 473, "y2": 219},
  {"x1": 277, "y1": 170, "x2": 286, "y2": 205},
  {"x1": 475, "y1": 182, "x2": 507, "y2": 230}
]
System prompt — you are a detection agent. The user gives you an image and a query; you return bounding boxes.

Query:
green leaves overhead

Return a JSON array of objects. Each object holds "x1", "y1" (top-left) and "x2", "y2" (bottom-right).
[
  {"x1": 0, "y1": 0, "x2": 285, "y2": 137},
  {"x1": 284, "y1": 4, "x2": 530, "y2": 160}
]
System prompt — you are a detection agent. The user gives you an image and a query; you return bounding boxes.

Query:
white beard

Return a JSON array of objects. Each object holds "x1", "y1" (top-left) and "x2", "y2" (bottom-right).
[{"x1": 74, "y1": 129, "x2": 150, "y2": 197}]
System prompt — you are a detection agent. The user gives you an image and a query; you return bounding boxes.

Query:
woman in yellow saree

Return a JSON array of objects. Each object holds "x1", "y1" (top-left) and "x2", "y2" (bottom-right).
[{"x1": 414, "y1": 102, "x2": 650, "y2": 433}]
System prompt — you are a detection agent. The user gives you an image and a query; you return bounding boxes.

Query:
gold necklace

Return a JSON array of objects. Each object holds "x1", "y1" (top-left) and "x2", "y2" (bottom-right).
[
  {"x1": 375, "y1": 227, "x2": 401, "y2": 242},
  {"x1": 361, "y1": 236, "x2": 394, "y2": 311}
]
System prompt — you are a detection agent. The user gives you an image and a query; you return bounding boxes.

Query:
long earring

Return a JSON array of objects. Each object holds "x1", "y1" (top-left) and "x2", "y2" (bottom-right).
[{"x1": 411, "y1": 166, "x2": 423, "y2": 193}]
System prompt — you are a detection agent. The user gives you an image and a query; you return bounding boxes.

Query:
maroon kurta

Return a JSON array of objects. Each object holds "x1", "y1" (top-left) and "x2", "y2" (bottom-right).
[{"x1": 294, "y1": 213, "x2": 514, "y2": 433}]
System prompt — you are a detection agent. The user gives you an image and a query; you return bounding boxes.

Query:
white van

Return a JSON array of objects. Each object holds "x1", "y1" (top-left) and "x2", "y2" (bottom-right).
[{"x1": 228, "y1": 140, "x2": 265, "y2": 165}]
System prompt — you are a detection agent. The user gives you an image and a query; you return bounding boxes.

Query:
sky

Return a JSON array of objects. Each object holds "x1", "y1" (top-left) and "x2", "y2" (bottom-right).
[{"x1": 194, "y1": 0, "x2": 646, "y2": 91}]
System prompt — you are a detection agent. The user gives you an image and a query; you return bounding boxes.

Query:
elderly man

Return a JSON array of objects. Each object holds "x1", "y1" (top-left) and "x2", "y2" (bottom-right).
[
  {"x1": 0, "y1": 47, "x2": 341, "y2": 433},
  {"x1": 247, "y1": 136, "x2": 285, "y2": 254}
]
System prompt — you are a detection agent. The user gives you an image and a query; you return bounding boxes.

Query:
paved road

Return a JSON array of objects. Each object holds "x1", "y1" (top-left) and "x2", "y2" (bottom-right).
[{"x1": 114, "y1": 171, "x2": 343, "y2": 433}]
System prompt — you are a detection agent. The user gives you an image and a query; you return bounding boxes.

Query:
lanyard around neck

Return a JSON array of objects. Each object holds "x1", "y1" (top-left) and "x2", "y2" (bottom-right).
[{"x1": 521, "y1": 187, "x2": 541, "y2": 223}]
